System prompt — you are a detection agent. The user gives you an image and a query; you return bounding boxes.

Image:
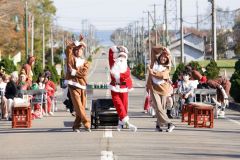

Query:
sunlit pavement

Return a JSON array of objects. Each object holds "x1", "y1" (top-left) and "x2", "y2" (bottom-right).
[{"x1": 0, "y1": 54, "x2": 239, "y2": 160}]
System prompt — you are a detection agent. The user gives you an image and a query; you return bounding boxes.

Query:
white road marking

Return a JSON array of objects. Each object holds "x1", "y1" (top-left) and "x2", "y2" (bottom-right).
[
  {"x1": 226, "y1": 117, "x2": 240, "y2": 126},
  {"x1": 87, "y1": 56, "x2": 99, "y2": 78},
  {"x1": 106, "y1": 89, "x2": 111, "y2": 97},
  {"x1": 136, "y1": 83, "x2": 143, "y2": 87},
  {"x1": 101, "y1": 151, "x2": 113, "y2": 160},
  {"x1": 103, "y1": 129, "x2": 113, "y2": 138}
]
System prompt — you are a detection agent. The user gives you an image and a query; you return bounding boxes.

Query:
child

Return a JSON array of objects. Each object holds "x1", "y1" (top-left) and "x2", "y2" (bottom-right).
[{"x1": 178, "y1": 71, "x2": 198, "y2": 105}]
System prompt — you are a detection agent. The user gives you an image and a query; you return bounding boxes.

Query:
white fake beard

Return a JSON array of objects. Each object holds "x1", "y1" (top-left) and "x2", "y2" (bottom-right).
[
  {"x1": 111, "y1": 57, "x2": 128, "y2": 82},
  {"x1": 111, "y1": 57, "x2": 128, "y2": 74}
]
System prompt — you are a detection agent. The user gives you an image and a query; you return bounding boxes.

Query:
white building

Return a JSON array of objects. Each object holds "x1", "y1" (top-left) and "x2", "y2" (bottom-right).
[{"x1": 169, "y1": 33, "x2": 205, "y2": 64}]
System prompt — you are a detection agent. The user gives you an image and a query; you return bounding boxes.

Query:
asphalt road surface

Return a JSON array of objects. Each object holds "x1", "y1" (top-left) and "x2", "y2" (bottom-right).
[{"x1": 0, "y1": 53, "x2": 240, "y2": 160}]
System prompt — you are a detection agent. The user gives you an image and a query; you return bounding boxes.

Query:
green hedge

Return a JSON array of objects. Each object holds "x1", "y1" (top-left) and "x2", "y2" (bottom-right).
[{"x1": 131, "y1": 63, "x2": 145, "y2": 80}]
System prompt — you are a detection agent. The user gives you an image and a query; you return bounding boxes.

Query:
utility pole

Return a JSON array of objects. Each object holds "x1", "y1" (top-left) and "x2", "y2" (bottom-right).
[
  {"x1": 154, "y1": 4, "x2": 157, "y2": 45},
  {"x1": 42, "y1": 24, "x2": 45, "y2": 69},
  {"x1": 164, "y1": 0, "x2": 168, "y2": 46},
  {"x1": 211, "y1": 0, "x2": 217, "y2": 61},
  {"x1": 131, "y1": 24, "x2": 135, "y2": 61},
  {"x1": 180, "y1": 0, "x2": 184, "y2": 63},
  {"x1": 25, "y1": 1, "x2": 28, "y2": 58},
  {"x1": 196, "y1": 0, "x2": 199, "y2": 30},
  {"x1": 135, "y1": 21, "x2": 139, "y2": 63},
  {"x1": 141, "y1": 17, "x2": 144, "y2": 64},
  {"x1": 31, "y1": 15, "x2": 34, "y2": 56},
  {"x1": 62, "y1": 35, "x2": 65, "y2": 67},
  {"x1": 51, "y1": 26, "x2": 54, "y2": 65},
  {"x1": 148, "y1": 11, "x2": 151, "y2": 61}
]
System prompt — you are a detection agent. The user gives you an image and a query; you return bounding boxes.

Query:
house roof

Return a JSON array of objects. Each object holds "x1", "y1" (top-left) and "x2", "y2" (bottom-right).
[{"x1": 169, "y1": 34, "x2": 204, "y2": 52}]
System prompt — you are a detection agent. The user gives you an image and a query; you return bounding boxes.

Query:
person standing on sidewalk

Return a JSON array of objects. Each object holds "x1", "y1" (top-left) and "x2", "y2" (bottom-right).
[
  {"x1": 108, "y1": 45, "x2": 137, "y2": 132},
  {"x1": 21, "y1": 55, "x2": 35, "y2": 85},
  {"x1": 65, "y1": 35, "x2": 91, "y2": 132},
  {"x1": 146, "y1": 46, "x2": 175, "y2": 132},
  {"x1": 43, "y1": 71, "x2": 56, "y2": 116}
]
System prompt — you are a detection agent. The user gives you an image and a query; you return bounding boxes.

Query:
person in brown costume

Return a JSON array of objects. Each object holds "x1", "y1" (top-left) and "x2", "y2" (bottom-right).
[
  {"x1": 146, "y1": 45, "x2": 175, "y2": 132},
  {"x1": 192, "y1": 69, "x2": 231, "y2": 117},
  {"x1": 65, "y1": 35, "x2": 91, "y2": 132}
]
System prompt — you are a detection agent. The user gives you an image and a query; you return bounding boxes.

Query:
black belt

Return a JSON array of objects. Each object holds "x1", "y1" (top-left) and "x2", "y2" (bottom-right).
[{"x1": 114, "y1": 82, "x2": 126, "y2": 85}]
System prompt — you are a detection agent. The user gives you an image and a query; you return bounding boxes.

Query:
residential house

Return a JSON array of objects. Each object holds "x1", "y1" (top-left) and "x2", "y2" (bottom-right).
[{"x1": 169, "y1": 32, "x2": 205, "y2": 64}]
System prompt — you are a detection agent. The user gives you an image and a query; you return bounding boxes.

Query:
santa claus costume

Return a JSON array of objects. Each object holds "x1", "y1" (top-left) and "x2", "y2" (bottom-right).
[
  {"x1": 65, "y1": 36, "x2": 91, "y2": 132},
  {"x1": 109, "y1": 46, "x2": 137, "y2": 132}
]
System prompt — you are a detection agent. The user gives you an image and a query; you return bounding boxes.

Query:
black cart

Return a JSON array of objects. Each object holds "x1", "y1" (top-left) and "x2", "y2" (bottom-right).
[{"x1": 91, "y1": 99, "x2": 118, "y2": 129}]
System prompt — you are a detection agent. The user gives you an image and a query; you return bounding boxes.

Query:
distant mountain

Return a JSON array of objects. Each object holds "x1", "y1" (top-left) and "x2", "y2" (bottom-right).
[{"x1": 95, "y1": 30, "x2": 114, "y2": 47}]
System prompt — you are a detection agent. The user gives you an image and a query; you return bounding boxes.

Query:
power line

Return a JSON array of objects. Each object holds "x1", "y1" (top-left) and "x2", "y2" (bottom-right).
[{"x1": 182, "y1": 15, "x2": 211, "y2": 25}]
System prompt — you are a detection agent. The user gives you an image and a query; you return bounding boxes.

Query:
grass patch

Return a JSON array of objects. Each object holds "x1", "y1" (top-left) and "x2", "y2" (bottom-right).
[{"x1": 198, "y1": 60, "x2": 237, "y2": 68}]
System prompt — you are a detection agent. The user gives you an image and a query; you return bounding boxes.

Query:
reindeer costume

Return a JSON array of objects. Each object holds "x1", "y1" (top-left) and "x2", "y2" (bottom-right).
[
  {"x1": 65, "y1": 38, "x2": 91, "y2": 132},
  {"x1": 146, "y1": 45, "x2": 175, "y2": 132},
  {"x1": 192, "y1": 70, "x2": 231, "y2": 117}
]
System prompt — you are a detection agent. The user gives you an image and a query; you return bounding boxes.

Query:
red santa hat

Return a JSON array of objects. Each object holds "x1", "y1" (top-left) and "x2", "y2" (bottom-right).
[
  {"x1": 118, "y1": 51, "x2": 128, "y2": 59},
  {"x1": 110, "y1": 46, "x2": 128, "y2": 59}
]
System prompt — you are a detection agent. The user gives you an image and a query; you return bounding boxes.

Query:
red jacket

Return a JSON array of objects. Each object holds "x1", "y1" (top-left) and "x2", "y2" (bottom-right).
[
  {"x1": 108, "y1": 46, "x2": 133, "y2": 93},
  {"x1": 45, "y1": 80, "x2": 56, "y2": 97}
]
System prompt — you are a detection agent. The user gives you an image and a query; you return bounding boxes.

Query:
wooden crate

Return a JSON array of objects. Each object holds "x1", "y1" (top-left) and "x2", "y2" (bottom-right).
[{"x1": 12, "y1": 107, "x2": 31, "y2": 128}]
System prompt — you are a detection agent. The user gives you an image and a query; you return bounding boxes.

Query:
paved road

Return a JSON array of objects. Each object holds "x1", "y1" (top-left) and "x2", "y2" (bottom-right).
[{"x1": 0, "y1": 53, "x2": 240, "y2": 160}]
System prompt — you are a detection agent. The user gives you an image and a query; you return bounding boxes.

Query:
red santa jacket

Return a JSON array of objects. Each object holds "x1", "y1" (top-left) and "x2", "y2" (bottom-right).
[{"x1": 108, "y1": 46, "x2": 133, "y2": 93}]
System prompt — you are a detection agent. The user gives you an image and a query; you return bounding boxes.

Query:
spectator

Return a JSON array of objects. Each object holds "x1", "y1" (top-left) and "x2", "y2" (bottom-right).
[
  {"x1": 5, "y1": 71, "x2": 19, "y2": 120},
  {"x1": 18, "y1": 70, "x2": 30, "y2": 91},
  {"x1": 21, "y1": 56, "x2": 35, "y2": 84},
  {"x1": 0, "y1": 73, "x2": 7, "y2": 119},
  {"x1": 43, "y1": 71, "x2": 56, "y2": 116},
  {"x1": 178, "y1": 71, "x2": 194, "y2": 104}
]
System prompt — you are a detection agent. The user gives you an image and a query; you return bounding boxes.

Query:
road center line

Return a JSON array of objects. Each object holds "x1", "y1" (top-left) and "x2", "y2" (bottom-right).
[
  {"x1": 136, "y1": 83, "x2": 143, "y2": 87},
  {"x1": 88, "y1": 56, "x2": 99, "y2": 79},
  {"x1": 103, "y1": 129, "x2": 113, "y2": 138},
  {"x1": 101, "y1": 151, "x2": 113, "y2": 160}
]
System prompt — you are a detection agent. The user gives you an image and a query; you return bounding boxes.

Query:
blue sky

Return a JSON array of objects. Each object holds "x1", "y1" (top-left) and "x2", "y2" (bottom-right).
[{"x1": 53, "y1": 0, "x2": 240, "y2": 31}]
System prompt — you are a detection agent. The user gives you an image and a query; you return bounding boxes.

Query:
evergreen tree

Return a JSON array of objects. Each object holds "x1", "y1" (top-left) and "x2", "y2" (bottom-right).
[
  {"x1": 187, "y1": 61, "x2": 203, "y2": 74},
  {"x1": 0, "y1": 57, "x2": 17, "y2": 74},
  {"x1": 32, "y1": 61, "x2": 43, "y2": 82},
  {"x1": 172, "y1": 63, "x2": 185, "y2": 83},
  {"x1": 205, "y1": 60, "x2": 220, "y2": 80},
  {"x1": 230, "y1": 59, "x2": 240, "y2": 102},
  {"x1": 45, "y1": 63, "x2": 59, "y2": 84}
]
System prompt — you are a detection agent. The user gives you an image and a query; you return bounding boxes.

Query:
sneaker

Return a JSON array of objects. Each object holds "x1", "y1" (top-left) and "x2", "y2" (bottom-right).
[
  {"x1": 48, "y1": 112, "x2": 54, "y2": 116},
  {"x1": 156, "y1": 125, "x2": 163, "y2": 132},
  {"x1": 71, "y1": 111, "x2": 76, "y2": 117},
  {"x1": 167, "y1": 114, "x2": 173, "y2": 119},
  {"x1": 117, "y1": 124, "x2": 123, "y2": 131},
  {"x1": 166, "y1": 123, "x2": 175, "y2": 132},
  {"x1": 73, "y1": 129, "x2": 80, "y2": 133},
  {"x1": 85, "y1": 128, "x2": 91, "y2": 132},
  {"x1": 129, "y1": 123, "x2": 137, "y2": 132}
]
